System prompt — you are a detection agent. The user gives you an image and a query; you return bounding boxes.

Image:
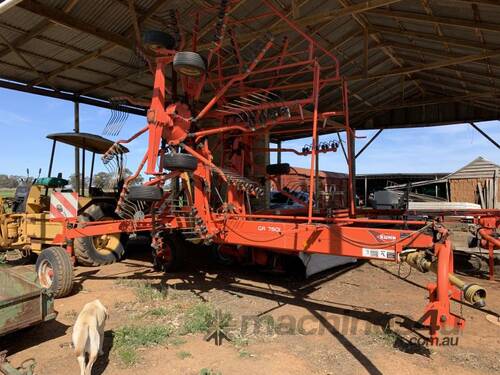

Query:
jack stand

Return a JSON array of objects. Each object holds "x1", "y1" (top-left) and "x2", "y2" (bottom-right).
[{"x1": 420, "y1": 240, "x2": 464, "y2": 339}]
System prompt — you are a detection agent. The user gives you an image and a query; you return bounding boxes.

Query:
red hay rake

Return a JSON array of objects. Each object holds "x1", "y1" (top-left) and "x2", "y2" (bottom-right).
[{"x1": 53, "y1": 0, "x2": 498, "y2": 341}]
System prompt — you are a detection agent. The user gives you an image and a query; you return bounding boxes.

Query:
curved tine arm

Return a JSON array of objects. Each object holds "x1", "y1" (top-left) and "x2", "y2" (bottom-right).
[
  {"x1": 181, "y1": 144, "x2": 227, "y2": 182},
  {"x1": 195, "y1": 39, "x2": 274, "y2": 122}
]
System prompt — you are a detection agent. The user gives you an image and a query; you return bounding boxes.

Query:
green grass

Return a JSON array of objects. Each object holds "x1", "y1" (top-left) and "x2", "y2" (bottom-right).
[
  {"x1": 232, "y1": 334, "x2": 249, "y2": 349},
  {"x1": 177, "y1": 351, "x2": 192, "y2": 360},
  {"x1": 0, "y1": 189, "x2": 15, "y2": 198},
  {"x1": 199, "y1": 369, "x2": 222, "y2": 375},
  {"x1": 145, "y1": 306, "x2": 169, "y2": 317},
  {"x1": 169, "y1": 337, "x2": 187, "y2": 347},
  {"x1": 136, "y1": 283, "x2": 168, "y2": 302},
  {"x1": 114, "y1": 278, "x2": 169, "y2": 302},
  {"x1": 113, "y1": 324, "x2": 173, "y2": 367},
  {"x1": 116, "y1": 347, "x2": 139, "y2": 367},
  {"x1": 238, "y1": 349, "x2": 252, "y2": 358},
  {"x1": 182, "y1": 303, "x2": 232, "y2": 334}
]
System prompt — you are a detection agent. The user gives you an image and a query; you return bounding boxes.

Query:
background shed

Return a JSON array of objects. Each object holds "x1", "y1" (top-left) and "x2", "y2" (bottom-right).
[{"x1": 448, "y1": 157, "x2": 499, "y2": 208}]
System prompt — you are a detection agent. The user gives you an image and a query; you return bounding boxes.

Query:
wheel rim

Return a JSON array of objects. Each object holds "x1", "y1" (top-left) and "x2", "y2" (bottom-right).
[
  {"x1": 146, "y1": 43, "x2": 163, "y2": 51},
  {"x1": 92, "y1": 216, "x2": 122, "y2": 255},
  {"x1": 38, "y1": 259, "x2": 54, "y2": 289},
  {"x1": 93, "y1": 233, "x2": 121, "y2": 255},
  {"x1": 154, "y1": 240, "x2": 173, "y2": 269},
  {"x1": 177, "y1": 65, "x2": 203, "y2": 77}
]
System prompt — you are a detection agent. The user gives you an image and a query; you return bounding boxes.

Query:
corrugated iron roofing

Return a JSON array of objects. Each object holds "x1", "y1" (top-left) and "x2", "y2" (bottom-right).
[
  {"x1": 448, "y1": 157, "x2": 500, "y2": 179},
  {"x1": 0, "y1": 0, "x2": 498, "y2": 139}
]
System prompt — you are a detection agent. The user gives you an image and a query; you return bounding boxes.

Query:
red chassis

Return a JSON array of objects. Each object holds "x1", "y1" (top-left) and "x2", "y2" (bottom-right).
[{"x1": 53, "y1": 1, "x2": 497, "y2": 340}]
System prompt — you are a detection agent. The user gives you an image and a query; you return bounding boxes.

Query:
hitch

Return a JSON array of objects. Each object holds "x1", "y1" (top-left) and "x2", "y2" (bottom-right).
[{"x1": 401, "y1": 239, "x2": 487, "y2": 338}]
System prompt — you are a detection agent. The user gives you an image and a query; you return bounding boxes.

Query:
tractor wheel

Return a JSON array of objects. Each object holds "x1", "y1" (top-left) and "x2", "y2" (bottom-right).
[
  {"x1": 127, "y1": 185, "x2": 163, "y2": 202},
  {"x1": 142, "y1": 30, "x2": 176, "y2": 51},
  {"x1": 36, "y1": 246, "x2": 74, "y2": 298},
  {"x1": 75, "y1": 204, "x2": 126, "y2": 266},
  {"x1": 173, "y1": 51, "x2": 206, "y2": 77},
  {"x1": 266, "y1": 163, "x2": 291, "y2": 175},
  {"x1": 211, "y1": 244, "x2": 236, "y2": 266},
  {"x1": 152, "y1": 232, "x2": 186, "y2": 272},
  {"x1": 163, "y1": 153, "x2": 198, "y2": 171}
]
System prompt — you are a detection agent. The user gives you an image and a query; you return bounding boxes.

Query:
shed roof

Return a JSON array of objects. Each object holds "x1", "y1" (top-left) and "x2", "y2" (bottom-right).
[
  {"x1": 447, "y1": 156, "x2": 500, "y2": 179},
  {"x1": 0, "y1": 0, "x2": 499, "y2": 140}
]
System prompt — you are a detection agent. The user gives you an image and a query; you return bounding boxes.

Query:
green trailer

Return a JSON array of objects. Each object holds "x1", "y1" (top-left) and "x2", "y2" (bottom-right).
[
  {"x1": 0, "y1": 265, "x2": 56, "y2": 375},
  {"x1": 0, "y1": 265, "x2": 57, "y2": 336}
]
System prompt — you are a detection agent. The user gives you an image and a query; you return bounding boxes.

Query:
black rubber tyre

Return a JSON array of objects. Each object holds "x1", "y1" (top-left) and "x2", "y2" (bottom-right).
[
  {"x1": 142, "y1": 30, "x2": 176, "y2": 51},
  {"x1": 153, "y1": 233, "x2": 187, "y2": 272},
  {"x1": 36, "y1": 246, "x2": 74, "y2": 298},
  {"x1": 75, "y1": 204, "x2": 126, "y2": 266},
  {"x1": 211, "y1": 245, "x2": 236, "y2": 266},
  {"x1": 266, "y1": 163, "x2": 291, "y2": 175},
  {"x1": 127, "y1": 185, "x2": 163, "y2": 201},
  {"x1": 164, "y1": 153, "x2": 198, "y2": 171},
  {"x1": 173, "y1": 51, "x2": 206, "y2": 77}
]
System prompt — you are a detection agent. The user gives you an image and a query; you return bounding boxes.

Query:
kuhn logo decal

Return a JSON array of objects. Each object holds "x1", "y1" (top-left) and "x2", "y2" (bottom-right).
[{"x1": 369, "y1": 230, "x2": 397, "y2": 243}]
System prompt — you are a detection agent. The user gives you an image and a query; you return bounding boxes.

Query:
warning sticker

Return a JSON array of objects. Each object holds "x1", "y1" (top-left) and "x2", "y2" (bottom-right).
[{"x1": 362, "y1": 248, "x2": 396, "y2": 260}]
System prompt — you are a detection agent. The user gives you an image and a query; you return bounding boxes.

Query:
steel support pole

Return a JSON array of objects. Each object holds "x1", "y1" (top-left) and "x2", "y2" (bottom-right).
[
  {"x1": 364, "y1": 177, "x2": 368, "y2": 207},
  {"x1": 47, "y1": 139, "x2": 56, "y2": 177},
  {"x1": 74, "y1": 101, "x2": 80, "y2": 195},
  {"x1": 81, "y1": 149, "x2": 86, "y2": 196},
  {"x1": 307, "y1": 61, "x2": 320, "y2": 223},
  {"x1": 277, "y1": 140, "x2": 282, "y2": 190},
  {"x1": 344, "y1": 80, "x2": 356, "y2": 217},
  {"x1": 470, "y1": 122, "x2": 500, "y2": 149},
  {"x1": 355, "y1": 129, "x2": 383, "y2": 159},
  {"x1": 89, "y1": 152, "x2": 95, "y2": 191}
]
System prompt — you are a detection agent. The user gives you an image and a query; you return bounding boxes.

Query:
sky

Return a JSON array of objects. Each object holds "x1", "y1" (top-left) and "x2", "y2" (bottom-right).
[{"x1": 0, "y1": 87, "x2": 498, "y2": 178}]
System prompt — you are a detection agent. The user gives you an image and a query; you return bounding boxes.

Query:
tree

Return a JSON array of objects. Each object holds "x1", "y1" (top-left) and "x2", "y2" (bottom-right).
[
  {"x1": 69, "y1": 174, "x2": 89, "y2": 190},
  {"x1": 93, "y1": 171, "x2": 113, "y2": 188},
  {"x1": 123, "y1": 168, "x2": 144, "y2": 186},
  {"x1": 0, "y1": 175, "x2": 21, "y2": 188}
]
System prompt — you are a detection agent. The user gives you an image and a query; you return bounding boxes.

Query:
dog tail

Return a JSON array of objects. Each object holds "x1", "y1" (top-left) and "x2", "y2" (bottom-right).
[{"x1": 73, "y1": 323, "x2": 89, "y2": 356}]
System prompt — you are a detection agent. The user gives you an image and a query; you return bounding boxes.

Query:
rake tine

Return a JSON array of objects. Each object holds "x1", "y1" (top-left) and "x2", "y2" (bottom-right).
[
  {"x1": 263, "y1": 89, "x2": 280, "y2": 98},
  {"x1": 247, "y1": 93, "x2": 264, "y2": 101},
  {"x1": 237, "y1": 96, "x2": 261, "y2": 105},
  {"x1": 253, "y1": 92, "x2": 272, "y2": 102}
]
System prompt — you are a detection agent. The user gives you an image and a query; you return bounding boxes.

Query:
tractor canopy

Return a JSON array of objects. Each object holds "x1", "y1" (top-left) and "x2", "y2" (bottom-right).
[{"x1": 46, "y1": 132, "x2": 129, "y2": 154}]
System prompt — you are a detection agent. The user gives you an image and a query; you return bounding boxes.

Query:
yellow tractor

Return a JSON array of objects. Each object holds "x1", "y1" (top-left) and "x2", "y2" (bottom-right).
[{"x1": 0, "y1": 132, "x2": 129, "y2": 297}]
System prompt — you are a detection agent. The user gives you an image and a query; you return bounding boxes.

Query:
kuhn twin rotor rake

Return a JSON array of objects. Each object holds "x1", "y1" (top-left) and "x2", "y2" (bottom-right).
[{"x1": 53, "y1": 0, "x2": 498, "y2": 340}]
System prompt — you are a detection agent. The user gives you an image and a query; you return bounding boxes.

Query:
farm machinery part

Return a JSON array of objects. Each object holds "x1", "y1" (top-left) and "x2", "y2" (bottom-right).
[
  {"x1": 45, "y1": 0, "x2": 498, "y2": 340},
  {"x1": 0, "y1": 133, "x2": 131, "y2": 297}
]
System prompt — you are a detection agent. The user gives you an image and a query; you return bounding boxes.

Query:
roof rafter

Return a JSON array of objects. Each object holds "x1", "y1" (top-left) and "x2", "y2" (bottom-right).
[
  {"x1": 28, "y1": 0, "x2": 167, "y2": 89},
  {"x1": 348, "y1": 49, "x2": 500, "y2": 82},
  {"x1": 369, "y1": 25, "x2": 497, "y2": 51},
  {"x1": 198, "y1": 0, "x2": 402, "y2": 50},
  {"x1": 18, "y1": 0, "x2": 134, "y2": 50},
  {"x1": 0, "y1": 0, "x2": 79, "y2": 59},
  {"x1": 367, "y1": 8, "x2": 500, "y2": 33}
]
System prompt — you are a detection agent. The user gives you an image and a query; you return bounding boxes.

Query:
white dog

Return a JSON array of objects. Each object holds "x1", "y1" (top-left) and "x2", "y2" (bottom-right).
[{"x1": 72, "y1": 299, "x2": 108, "y2": 375}]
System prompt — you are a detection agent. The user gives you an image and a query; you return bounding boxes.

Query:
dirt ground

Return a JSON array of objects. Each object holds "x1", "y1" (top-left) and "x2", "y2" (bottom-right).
[{"x1": 1, "y1": 242, "x2": 499, "y2": 375}]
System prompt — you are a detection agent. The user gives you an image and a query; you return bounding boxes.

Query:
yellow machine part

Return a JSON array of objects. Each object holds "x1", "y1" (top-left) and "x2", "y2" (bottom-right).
[
  {"x1": 0, "y1": 184, "x2": 102, "y2": 254},
  {"x1": 9, "y1": 213, "x2": 63, "y2": 252}
]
